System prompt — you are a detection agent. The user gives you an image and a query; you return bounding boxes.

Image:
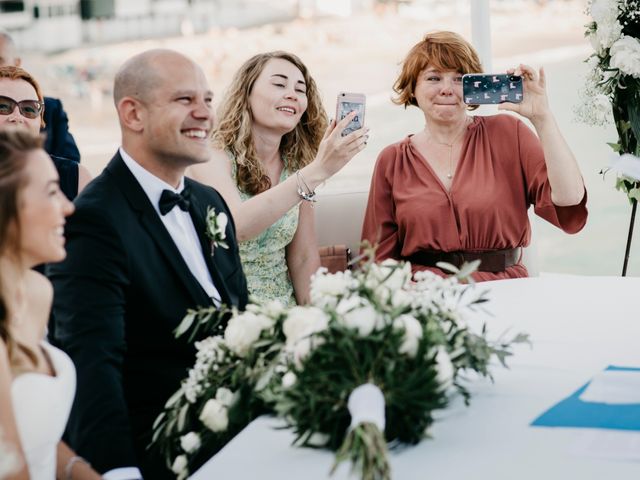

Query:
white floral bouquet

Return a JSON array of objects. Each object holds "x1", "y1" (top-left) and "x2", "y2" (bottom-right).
[
  {"x1": 152, "y1": 256, "x2": 527, "y2": 480},
  {"x1": 576, "y1": 0, "x2": 640, "y2": 199}
]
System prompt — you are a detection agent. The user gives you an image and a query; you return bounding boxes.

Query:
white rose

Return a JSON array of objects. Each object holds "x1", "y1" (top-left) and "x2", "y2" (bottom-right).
[
  {"x1": 224, "y1": 311, "x2": 272, "y2": 357},
  {"x1": 391, "y1": 288, "x2": 412, "y2": 308},
  {"x1": 216, "y1": 212, "x2": 228, "y2": 236},
  {"x1": 337, "y1": 297, "x2": 379, "y2": 337},
  {"x1": 590, "y1": 0, "x2": 619, "y2": 26},
  {"x1": 373, "y1": 284, "x2": 392, "y2": 304},
  {"x1": 393, "y1": 314, "x2": 423, "y2": 357},
  {"x1": 283, "y1": 306, "x2": 329, "y2": 345},
  {"x1": 435, "y1": 347, "x2": 455, "y2": 386},
  {"x1": 264, "y1": 299, "x2": 285, "y2": 317},
  {"x1": 199, "y1": 399, "x2": 229, "y2": 432},
  {"x1": 598, "y1": 20, "x2": 623, "y2": 50},
  {"x1": 588, "y1": 30, "x2": 602, "y2": 53},
  {"x1": 282, "y1": 371, "x2": 297, "y2": 388},
  {"x1": 215, "y1": 387, "x2": 235, "y2": 407},
  {"x1": 179, "y1": 432, "x2": 201, "y2": 453},
  {"x1": 310, "y1": 269, "x2": 354, "y2": 306},
  {"x1": 171, "y1": 455, "x2": 188, "y2": 476},
  {"x1": 291, "y1": 336, "x2": 326, "y2": 368},
  {"x1": 610, "y1": 36, "x2": 640, "y2": 78},
  {"x1": 368, "y1": 259, "x2": 411, "y2": 291},
  {"x1": 590, "y1": 0, "x2": 623, "y2": 49}
]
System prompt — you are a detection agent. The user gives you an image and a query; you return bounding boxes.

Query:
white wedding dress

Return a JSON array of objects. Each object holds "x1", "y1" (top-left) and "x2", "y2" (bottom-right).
[{"x1": 11, "y1": 342, "x2": 76, "y2": 479}]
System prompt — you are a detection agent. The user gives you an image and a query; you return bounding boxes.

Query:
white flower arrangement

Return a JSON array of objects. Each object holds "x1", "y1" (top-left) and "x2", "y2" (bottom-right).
[
  {"x1": 576, "y1": 0, "x2": 640, "y2": 199},
  {"x1": 152, "y1": 254, "x2": 527, "y2": 479},
  {"x1": 204, "y1": 206, "x2": 229, "y2": 255}
]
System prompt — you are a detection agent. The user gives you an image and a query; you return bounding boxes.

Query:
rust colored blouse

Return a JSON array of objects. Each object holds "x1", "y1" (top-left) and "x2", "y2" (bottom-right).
[{"x1": 361, "y1": 114, "x2": 588, "y2": 281}]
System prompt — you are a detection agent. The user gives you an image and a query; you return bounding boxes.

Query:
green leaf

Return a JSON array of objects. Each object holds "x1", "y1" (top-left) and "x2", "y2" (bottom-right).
[
  {"x1": 176, "y1": 403, "x2": 189, "y2": 432},
  {"x1": 629, "y1": 187, "x2": 640, "y2": 201},
  {"x1": 435, "y1": 261, "x2": 459, "y2": 274},
  {"x1": 255, "y1": 365, "x2": 275, "y2": 392},
  {"x1": 457, "y1": 260, "x2": 481, "y2": 279},
  {"x1": 165, "y1": 387, "x2": 184, "y2": 408},
  {"x1": 152, "y1": 412, "x2": 166, "y2": 430},
  {"x1": 627, "y1": 96, "x2": 640, "y2": 144},
  {"x1": 607, "y1": 142, "x2": 622, "y2": 153},
  {"x1": 511, "y1": 332, "x2": 531, "y2": 345},
  {"x1": 174, "y1": 311, "x2": 195, "y2": 338}
]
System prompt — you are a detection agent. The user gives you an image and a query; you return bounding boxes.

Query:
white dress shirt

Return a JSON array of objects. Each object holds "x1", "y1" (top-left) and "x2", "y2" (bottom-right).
[
  {"x1": 120, "y1": 147, "x2": 221, "y2": 305},
  {"x1": 104, "y1": 149, "x2": 222, "y2": 480}
]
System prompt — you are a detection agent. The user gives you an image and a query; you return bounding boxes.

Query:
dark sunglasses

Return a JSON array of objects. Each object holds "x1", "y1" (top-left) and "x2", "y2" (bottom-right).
[{"x1": 0, "y1": 95, "x2": 44, "y2": 120}]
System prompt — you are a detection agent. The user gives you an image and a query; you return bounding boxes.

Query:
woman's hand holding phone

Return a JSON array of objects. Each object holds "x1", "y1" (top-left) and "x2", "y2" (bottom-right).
[
  {"x1": 498, "y1": 64, "x2": 552, "y2": 125},
  {"x1": 302, "y1": 111, "x2": 369, "y2": 186}
]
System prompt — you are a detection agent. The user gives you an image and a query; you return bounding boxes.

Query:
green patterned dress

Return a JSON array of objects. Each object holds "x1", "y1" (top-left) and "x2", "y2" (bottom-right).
[{"x1": 231, "y1": 157, "x2": 299, "y2": 306}]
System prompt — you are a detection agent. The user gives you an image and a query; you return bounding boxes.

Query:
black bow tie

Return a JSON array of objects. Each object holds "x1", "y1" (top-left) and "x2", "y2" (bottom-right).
[{"x1": 159, "y1": 187, "x2": 191, "y2": 215}]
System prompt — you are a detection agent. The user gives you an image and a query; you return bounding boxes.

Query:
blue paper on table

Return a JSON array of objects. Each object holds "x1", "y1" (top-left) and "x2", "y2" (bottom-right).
[{"x1": 531, "y1": 366, "x2": 640, "y2": 431}]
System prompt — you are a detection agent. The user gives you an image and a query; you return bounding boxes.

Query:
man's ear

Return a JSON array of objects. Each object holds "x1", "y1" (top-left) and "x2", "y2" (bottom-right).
[{"x1": 118, "y1": 97, "x2": 145, "y2": 133}]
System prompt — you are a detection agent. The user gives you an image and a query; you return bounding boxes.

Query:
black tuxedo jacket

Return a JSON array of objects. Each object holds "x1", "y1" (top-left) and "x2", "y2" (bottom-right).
[{"x1": 50, "y1": 152, "x2": 248, "y2": 478}]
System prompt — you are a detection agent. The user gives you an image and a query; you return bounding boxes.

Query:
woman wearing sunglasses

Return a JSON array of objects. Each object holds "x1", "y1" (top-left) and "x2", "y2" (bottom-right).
[{"x1": 0, "y1": 66, "x2": 91, "y2": 201}]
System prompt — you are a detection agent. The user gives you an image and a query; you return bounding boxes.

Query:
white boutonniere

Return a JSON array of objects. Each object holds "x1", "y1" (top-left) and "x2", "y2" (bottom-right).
[{"x1": 205, "y1": 206, "x2": 229, "y2": 255}]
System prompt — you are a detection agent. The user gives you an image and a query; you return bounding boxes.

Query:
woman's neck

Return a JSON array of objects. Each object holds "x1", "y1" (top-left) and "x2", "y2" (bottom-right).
[
  {"x1": 252, "y1": 126, "x2": 283, "y2": 168},
  {"x1": 424, "y1": 115, "x2": 470, "y2": 145},
  {"x1": 0, "y1": 255, "x2": 27, "y2": 325}
]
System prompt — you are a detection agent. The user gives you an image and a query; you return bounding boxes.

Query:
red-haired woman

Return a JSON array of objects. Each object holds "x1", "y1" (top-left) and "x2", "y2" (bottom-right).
[{"x1": 362, "y1": 31, "x2": 587, "y2": 281}]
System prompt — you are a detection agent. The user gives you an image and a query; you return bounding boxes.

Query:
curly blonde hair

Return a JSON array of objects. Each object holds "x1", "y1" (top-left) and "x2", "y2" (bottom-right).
[{"x1": 213, "y1": 51, "x2": 327, "y2": 195}]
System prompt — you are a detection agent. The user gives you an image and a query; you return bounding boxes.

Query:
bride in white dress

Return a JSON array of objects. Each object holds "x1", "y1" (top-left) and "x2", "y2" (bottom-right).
[{"x1": 0, "y1": 129, "x2": 101, "y2": 479}]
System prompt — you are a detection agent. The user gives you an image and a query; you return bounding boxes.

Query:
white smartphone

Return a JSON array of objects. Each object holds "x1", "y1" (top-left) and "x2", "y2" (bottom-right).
[{"x1": 336, "y1": 92, "x2": 366, "y2": 137}]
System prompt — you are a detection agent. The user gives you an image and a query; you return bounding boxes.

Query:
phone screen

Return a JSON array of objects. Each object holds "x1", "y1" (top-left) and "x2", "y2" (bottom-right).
[
  {"x1": 462, "y1": 74, "x2": 523, "y2": 105},
  {"x1": 337, "y1": 97, "x2": 365, "y2": 137}
]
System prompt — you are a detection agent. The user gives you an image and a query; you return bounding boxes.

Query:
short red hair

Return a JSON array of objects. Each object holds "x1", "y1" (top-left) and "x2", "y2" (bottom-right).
[
  {"x1": 0, "y1": 66, "x2": 45, "y2": 127},
  {"x1": 393, "y1": 31, "x2": 483, "y2": 110}
]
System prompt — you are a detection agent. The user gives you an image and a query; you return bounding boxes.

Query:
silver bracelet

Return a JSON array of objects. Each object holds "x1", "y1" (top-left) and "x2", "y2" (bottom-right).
[
  {"x1": 295, "y1": 170, "x2": 317, "y2": 203},
  {"x1": 65, "y1": 455, "x2": 90, "y2": 480}
]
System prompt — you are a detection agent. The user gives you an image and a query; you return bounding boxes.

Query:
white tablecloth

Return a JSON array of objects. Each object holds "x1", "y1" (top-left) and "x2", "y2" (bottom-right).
[{"x1": 191, "y1": 275, "x2": 640, "y2": 480}]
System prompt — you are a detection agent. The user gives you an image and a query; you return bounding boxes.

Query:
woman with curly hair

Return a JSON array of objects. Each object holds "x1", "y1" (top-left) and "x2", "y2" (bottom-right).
[{"x1": 190, "y1": 51, "x2": 367, "y2": 305}]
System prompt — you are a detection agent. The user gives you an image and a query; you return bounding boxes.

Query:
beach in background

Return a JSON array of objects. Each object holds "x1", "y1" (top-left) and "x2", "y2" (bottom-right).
[{"x1": 20, "y1": 0, "x2": 639, "y2": 276}]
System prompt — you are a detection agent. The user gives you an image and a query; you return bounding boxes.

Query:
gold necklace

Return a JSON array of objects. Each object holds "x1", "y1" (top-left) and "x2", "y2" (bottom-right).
[{"x1": 425, "y1": 118, "x2": 469, "y2": 179}]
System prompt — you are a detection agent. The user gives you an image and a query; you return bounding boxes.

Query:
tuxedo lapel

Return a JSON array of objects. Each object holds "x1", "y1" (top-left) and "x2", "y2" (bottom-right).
[
  {"x1": 105, "y1": 154, "x2": 212, "y2": 307},
  {"x1": 188, "y1": 193, "x2": 232, "y2": 306}
]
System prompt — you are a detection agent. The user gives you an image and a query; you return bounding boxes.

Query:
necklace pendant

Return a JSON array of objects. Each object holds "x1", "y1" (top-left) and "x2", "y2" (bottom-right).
[{"x1": 447, "y1": 173, "x2": 452, "y2": 179}]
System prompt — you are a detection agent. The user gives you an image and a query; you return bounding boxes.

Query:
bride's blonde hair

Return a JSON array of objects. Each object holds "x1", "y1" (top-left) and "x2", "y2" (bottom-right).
[{"x1": 213, "y1": 51, "x2": 328, "y2": 195}]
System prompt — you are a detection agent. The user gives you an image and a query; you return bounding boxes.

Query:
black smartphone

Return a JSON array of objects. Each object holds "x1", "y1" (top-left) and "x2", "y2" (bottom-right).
[
  {"x1": 462, "y1": 74, "x2": 523, "y2": 105},
  {"x1": 336, "y1": 92, "x2": 366, "y2": 137}
]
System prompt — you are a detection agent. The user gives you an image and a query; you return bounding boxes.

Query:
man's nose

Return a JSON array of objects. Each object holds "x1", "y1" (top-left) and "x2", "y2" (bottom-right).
[{"x1": 192, "y1": 99, "x2": 212, "y2": 119}]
